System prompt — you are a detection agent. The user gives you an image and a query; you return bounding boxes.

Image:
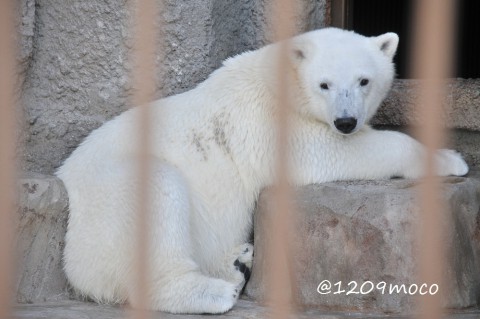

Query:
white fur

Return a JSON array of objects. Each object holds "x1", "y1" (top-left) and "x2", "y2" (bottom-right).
[{"x1": 56, "y1": 28, "x2": 468, "y2": 314}]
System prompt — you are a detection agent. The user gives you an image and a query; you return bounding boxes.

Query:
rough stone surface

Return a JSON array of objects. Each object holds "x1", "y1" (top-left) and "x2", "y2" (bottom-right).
[
  {"x1": 18, "y1": 0, "x2": 328, "y2": 174},
  {"x1": 246, "y1": 174, "x2": 480, "y2": 314},
  {"x1": 15, "y1": 173, "x2": 70, "y2": 303},
  {"x1": 11, "y1": 299, "x2": 480, "y2": 319},
  {"x1": 16, "y1": 0, "x2": 36, "y2": 87},
  {"x1": 20, "y1": 0, "x2": 133, "y2": 174}
]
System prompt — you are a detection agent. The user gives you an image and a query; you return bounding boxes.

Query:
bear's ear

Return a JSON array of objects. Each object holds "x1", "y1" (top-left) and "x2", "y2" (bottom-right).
[
  {"x1": 292, "y1": 48, "x2": 306, "y2": 60},
  {"x1": 372, "y1": 32, "x2": 399, "y2": 59},
  {"x1": 289, "y1": 37, "x2": 311, "y2": 63}
]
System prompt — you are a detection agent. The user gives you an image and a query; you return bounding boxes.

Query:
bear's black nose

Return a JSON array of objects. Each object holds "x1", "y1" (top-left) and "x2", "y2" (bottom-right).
[{"x1": 334, "y1": 117, "x2": 357, "y2": 134}]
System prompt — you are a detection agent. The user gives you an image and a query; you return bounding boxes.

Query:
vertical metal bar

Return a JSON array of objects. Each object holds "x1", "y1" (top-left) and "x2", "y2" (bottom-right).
[
  {"x1": 265, "y1": 0, "x2": 298, "y2": 318},
  {"x1": 0, "y1": 0, "x2": 16, "y2": 318},
  {"x1": 130, "y1": 0, "x2": 158, "y2": 318},
  {"x1": 411, "y1": 1, "x2": 455, "y2": 319}
]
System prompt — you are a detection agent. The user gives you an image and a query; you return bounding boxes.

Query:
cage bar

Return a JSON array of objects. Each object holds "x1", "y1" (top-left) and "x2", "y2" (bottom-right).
[
  {"x1": 264, "y1": 0, "x2": 299, "y2": 318},
  {"x1": 129, "y1": 0, "x2": 159, "y2": 318},
  {"x1": 411, "y1": 0, "x2": 456, "y2": 318},
  {"x1": 0, "y1": 0, "x2": 17, "y2": 318}
]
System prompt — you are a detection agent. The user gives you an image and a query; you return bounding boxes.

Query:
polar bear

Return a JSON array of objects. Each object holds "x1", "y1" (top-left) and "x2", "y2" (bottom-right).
[{"x1": 56, "y1": 27, "x2": 468, "y2": 314}]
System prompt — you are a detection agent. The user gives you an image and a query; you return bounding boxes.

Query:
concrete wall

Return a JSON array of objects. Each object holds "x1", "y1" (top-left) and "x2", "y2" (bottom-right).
[{"x1": 17, "y1": 0, "x2": 329, "y2": 174}]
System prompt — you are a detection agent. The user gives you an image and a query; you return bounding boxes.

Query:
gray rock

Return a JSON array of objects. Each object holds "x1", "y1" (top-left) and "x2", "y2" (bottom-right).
[
  {"x1": 245, "y1": 175, "x2": 480, "y2": 313},
  {"x1": 20, "y1": 0, "x2": 133, "y2": 175},
  {"x1": 15, "y1": 0, "x2": 36, "y2": 88},
  {"x1": 15, "y1": 173, "x2": 70, "y2": 303}
]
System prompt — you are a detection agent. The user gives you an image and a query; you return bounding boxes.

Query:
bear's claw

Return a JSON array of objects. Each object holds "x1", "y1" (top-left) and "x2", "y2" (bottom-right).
[{"x1": 233, "y1": 259, "x2": 251, "y2": 282}]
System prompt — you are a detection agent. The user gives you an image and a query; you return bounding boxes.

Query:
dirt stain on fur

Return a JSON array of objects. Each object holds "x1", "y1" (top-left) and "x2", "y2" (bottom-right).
[
  {"x1": 191, "y1": 132, "x2": 208, "y2": 161},
  {"x1": 189, "y1": 112, "x2": 232, "y2": 161},
  {"x1": 210, "y1": 112, "x2": 232, "y2": 156}
]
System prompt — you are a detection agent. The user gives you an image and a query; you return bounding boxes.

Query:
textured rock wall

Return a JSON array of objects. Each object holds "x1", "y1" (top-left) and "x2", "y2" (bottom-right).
[{"x1": 18, "y1": 0, "x2": 328, "y2": 174}]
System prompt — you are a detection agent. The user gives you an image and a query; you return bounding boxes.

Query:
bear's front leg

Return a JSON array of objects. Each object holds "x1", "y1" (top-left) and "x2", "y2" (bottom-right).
[
  {"x1": 298, "y1": 128, "x2": 469, "y2": 183},
  {"x1": 339, "y1": 129, "x2": 469, "y2": 180},
  {"x1": 434, "y1": 149, "x2": 469, "y2": 177}
]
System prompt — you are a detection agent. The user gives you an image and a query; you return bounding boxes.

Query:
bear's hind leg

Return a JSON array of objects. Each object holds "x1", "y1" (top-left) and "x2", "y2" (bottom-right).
[
  {"x1": 143, "y1": 262, "x2": 242, "y2": 314},
  {"x1": 130, "y1": 162, "x2": 242, "y2": 314}
]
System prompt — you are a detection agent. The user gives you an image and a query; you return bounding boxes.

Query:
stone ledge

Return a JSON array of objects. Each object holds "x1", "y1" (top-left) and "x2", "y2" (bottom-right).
[
  {"x1": 246, "y1": 174, "x2": 480, "y2": 314},
  {"x1": 14, "y1": 172, "x2": 480, "y2": 315},
  {"x1": 12, "y1": 299, "x2": 480, "y2": 319},
  {"x1": 372, "y1": 79, "x2": 480, "y2": 131}
]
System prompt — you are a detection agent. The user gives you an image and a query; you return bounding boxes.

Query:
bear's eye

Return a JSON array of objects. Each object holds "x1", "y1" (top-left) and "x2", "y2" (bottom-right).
[
  {"x1": 320, "y1": 83, "x2": 329, "y2": 90},
  {"x1": 360, "y1": 78, "x2": 369, "y2": 86}
]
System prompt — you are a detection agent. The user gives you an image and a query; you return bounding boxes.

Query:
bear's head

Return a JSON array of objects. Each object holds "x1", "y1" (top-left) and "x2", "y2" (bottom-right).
[{"x1": 290, "y1": 28, "x2": 399, "y2": 135}]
